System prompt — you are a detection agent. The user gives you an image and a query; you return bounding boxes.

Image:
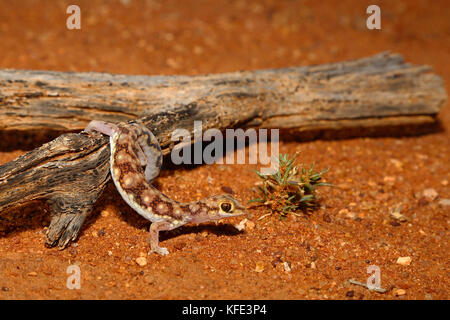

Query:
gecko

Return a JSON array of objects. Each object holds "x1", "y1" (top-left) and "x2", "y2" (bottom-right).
[{"x1": 84, "y1": 119, "x2": 246, "y2": 255}]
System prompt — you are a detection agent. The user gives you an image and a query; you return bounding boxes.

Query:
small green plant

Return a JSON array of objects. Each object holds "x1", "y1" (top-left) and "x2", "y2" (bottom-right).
[{"x1": 249, "y1": 153, "x2": 330, "y2": 219}]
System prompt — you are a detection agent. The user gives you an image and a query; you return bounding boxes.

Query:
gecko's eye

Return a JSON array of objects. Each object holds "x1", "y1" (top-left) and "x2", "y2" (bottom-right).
[{"x1": 220, "y1": 202, "x2": 233, "y2": 213}]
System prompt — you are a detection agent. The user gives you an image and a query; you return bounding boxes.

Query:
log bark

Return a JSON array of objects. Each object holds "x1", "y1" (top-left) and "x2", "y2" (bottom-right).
[{"x1": 0, "y1": 52, "x2": 446, "y2": 248}]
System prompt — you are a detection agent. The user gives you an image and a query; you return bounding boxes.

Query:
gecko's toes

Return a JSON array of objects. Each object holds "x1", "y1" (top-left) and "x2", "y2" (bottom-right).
[{"x1": 149, "y1": 247, "x2": 170, "y2": 256}]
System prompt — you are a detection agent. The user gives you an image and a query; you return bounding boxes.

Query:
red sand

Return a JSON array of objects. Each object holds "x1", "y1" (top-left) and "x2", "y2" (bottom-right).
[{"x1": 0, "y1": 0, "x2": 448, "y2": 299}]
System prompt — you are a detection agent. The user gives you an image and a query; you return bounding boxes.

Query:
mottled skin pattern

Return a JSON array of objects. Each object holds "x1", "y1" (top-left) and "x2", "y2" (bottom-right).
[{"x1": 84, "y1": 120, "x2": 246, "y2": 255}]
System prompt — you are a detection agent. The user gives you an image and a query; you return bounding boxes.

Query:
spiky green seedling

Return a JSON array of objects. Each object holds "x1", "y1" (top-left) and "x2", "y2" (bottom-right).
[{"x1": 249, "y1": 153, "x2": 330, "y2": 219}]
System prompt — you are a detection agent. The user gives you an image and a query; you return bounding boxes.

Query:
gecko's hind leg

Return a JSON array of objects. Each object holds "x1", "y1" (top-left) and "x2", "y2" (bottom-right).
[
  {"x1": 84, "y1": 120, "x2": 120, "y2": 137},
  {"x1": 135, "y1": 143, "x2": 148, "y2": 167},
  {"x1": 137, "y1": 128, "x2": 163, "y2": 182}
]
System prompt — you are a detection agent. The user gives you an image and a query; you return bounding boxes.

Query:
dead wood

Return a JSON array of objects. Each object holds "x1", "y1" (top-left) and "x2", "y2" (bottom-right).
[{"x1": 0, "y1": 52, "x2": 446, "y2": 248}]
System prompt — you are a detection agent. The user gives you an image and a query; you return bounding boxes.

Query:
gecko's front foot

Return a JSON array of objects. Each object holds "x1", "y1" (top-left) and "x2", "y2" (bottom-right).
[{"x1": 149, "y1": 247, "x2": 169, "y2": 256}]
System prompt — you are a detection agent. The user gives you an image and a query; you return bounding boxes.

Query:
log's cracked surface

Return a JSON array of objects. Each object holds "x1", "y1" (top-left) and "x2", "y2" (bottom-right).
[{"x1": 0, "y1": 52, "x2": 446, "y2": 248}]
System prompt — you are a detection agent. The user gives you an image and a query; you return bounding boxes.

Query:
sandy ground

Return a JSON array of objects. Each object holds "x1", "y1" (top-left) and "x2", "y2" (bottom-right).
[{"x1": 0, "y1": 0, "x2": 448, "y2": 299}]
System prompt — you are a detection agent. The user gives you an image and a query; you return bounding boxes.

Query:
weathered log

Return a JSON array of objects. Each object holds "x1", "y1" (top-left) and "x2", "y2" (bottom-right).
[{"x1": 0, "y1": 52, "x2": 446, "y2": 248}]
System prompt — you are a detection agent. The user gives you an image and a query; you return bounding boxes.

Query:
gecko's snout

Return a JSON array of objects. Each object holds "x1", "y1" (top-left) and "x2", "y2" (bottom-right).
[{"x1": 234, "y1": 202, "x2": 247, "y2": 212}]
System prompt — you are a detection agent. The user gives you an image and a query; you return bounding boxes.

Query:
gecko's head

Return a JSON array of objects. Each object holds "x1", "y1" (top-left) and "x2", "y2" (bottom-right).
[{"x1": 197, "y1": 194, "x2": 246, "y2": 221}]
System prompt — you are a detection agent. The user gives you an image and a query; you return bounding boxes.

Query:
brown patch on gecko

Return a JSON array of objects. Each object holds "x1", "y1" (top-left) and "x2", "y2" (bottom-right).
[
  {"x1": 114, "y1": 158, "x2": 140, "y2": 176},
  {"x1": 186, "y1": 202, "x2": 205, "y2": 215},
  {"x1": 119, "y1": 126, "x2": 131, "y2": 135}
]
